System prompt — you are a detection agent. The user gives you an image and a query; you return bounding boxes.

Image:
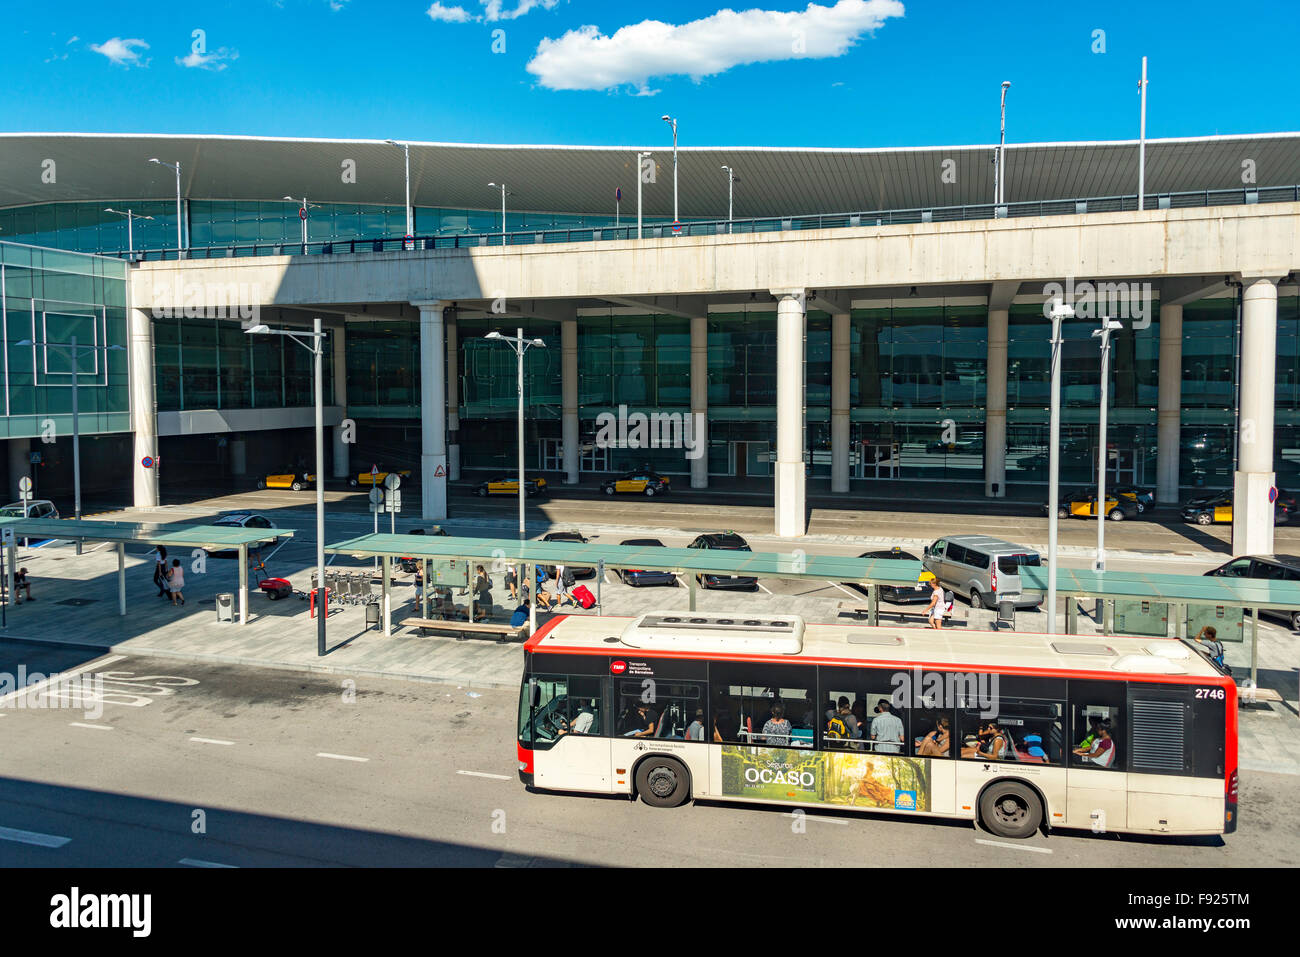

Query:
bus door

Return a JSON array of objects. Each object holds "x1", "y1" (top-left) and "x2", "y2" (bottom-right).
[
  {"x1": 528, "y1": 674, "x2": 613, "y2": 793},
  {"x1": 1065, "y1": 680, "x2": 1127, "y2": 833}
]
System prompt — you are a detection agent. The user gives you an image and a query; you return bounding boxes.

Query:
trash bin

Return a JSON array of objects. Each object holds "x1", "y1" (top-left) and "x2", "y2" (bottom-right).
[
  {"x1": 997, "y1": 599, "x2": 1015, "y2": 628},
  {"x1": 365, "y1": 602, "x2": 381, "y2": 630},
  {"x1": 216, "y1": 593, "x2": 234, "y2": 623}
]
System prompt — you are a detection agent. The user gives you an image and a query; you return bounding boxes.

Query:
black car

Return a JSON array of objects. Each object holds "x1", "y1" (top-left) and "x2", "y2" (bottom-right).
[
  {"x1": 1204, "y1": 554, "x2": 1300, "y2": 630},
  {"x1": 542, "y1": 531, "x2": 596, "y2": 580},
  {"x1": 398, "y1": 526, "x2": 448, "y2": 572},
  {"x1": 845, "y1": 548, "x2": 931, "y2": 604},
  {"x1": 1181, "y1": 490, "x2": 1296, "y2": 526},
  {"x1": 617, "y1": 538, "x2": 677, "y2": 587},
  {"x1": 1041, "y1": 489, "x2": 1138, "y2": 521},
  {"x1": 687, "y1": 532, "x2": 759, "y2": 591}
]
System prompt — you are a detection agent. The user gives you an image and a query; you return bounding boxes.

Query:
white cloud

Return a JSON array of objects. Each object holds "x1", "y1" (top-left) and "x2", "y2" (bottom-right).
[
  {"x1": 427, "y1": 2, "x2": 473, "y2": 21},
  {"x1": 67, "y1": 35, "x2": 80, "y2": 44},
  {"x1": 176, "y1": 47, "x2": 238, "y2": 71},
  {"x1": 427, "y1": 0, "x2": 559, "y2": 24},
  {"x1": 90, "y1": 37, "x2": 150, "y2": 67},
  {"x1": 329, "y1": 0, "x2": 350, "y2": 10},
  {"x1": 527, "y1": 0, "x2": 904, "y2": 93}
]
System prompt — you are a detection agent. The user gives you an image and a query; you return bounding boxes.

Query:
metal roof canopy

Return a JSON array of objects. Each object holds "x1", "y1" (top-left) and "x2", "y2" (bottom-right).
[
  {"x1": 323, "y1": 534, "x2": 924, "y2": 585},
  {"x1": 1018, "y1": 566, "x2": 1300, "y2": 611},
  {"x1": 0, "y1": 517, "x2": 296, "y2": 625}
]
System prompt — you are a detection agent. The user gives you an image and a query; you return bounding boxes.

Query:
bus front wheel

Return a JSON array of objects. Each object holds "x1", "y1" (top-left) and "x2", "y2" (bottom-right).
[
  {"x1": 635, "y1": 757, "x2": 690, "y2": 808},
  {"x1": 979, "y1": 781, "x2": 1042, "y2": 839}
]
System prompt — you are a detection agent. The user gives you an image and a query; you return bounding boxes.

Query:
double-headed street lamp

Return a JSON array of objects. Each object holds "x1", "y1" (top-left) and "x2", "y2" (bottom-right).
[
  {"x1": 147, "y1": 158, "x2": 184, "y2": 255},
  {"x1": 283, "y1": 196, "x2": 321, "y2": 245},
  {"x1": 1092, "y1": 318, "x2": 1123, "y2": 573},
  {"x1": 720, "y1": 165, "x2": 740, "y2": 230},
  {"x1": 661, "y1": 114, "x2": 679, "y2": 226},
  {"x1": 385, "y1": 140, "x2": 414, "y2": 239},
  {"x1": 17, "y1": 337, "x2": 125, "y2": 552},
  {"x1": 994, "y1": 81, "x2": 1011, "y2": 205},
  {"x1": 487, "y1": 182, "x2": 511, "y2": 240},
  {"x1": 246, "y1": 318, "x2": 329, "y2": 656},
  {"x1": 484, "y1": 330, "x2": 547, "y2": 542},
  {"x1": 104, "y1": 208, "x2": 153, "y2": 259}
]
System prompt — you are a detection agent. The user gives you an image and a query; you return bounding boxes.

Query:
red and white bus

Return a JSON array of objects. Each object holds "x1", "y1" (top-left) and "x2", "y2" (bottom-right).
[{"x1": 518, "y1": 612, "x2": 1237, "y2": 839}]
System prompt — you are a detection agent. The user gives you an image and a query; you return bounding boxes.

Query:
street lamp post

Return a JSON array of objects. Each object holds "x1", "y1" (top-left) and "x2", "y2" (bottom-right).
[
  {"x1": 720, "y1": 165, "x2": 739, "y2": 231},
  {"x1": 996, "y1": 81, "x2": 1011, "y2": 205},
  {"x1": 1046, "y1": 299, "x2": 1073, "y2": 634},
  {"x1": 485, "y1": 330, "x2": 547, "y2": 543},
  {"x1": 385, "y1": 140, "x2": 413, "y2": 239},
  {"x1": 636, "y1": 151, "x2": 652, "y2": 239},
  {"x1": 104, "y1": 208, "x2": 154, "y2": 259},
  {"x1": 282, "y1": 196, "x2": 319, "y2": 246},
  {"x1": 661, "y1": 115, "x2": 678, "y2": 226},
  {"x1": 1137, "y1": 57, "x2": 1149, "y2": 210},
  {"x1": 246, "y1": 319, "x2": 328, "y2": 656},
  {"x1": 17, "y1": 338, "x2": 126, "y2": 553},
  {"x1": 487, "y1": 183, "x2": 509, "y2": 241},
  {"x1": 148, "y1": 158, "x2": 184, "y2": 255},
  {"x1": 1092, "y1": 318, "x2": 1123, "y2": 572}
]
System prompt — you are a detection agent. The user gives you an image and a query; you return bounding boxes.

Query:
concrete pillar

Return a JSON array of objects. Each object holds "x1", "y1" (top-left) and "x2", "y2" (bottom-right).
[
  {"x1": 561, "y1": 318, "x2": 579, "y2": 484},
  {"x1": 1156, "y1": 303, "x2": 1183, "y2": 504},
  {"x1": 446, "y1": 316, "x2": 460, "y2": 481},
  {"x1": 830, "y1": 311, "x2": 851, "y2": 494},
  {"x1": 331, "y1": 321, "x2": 350, "y2": 479},
  {"x1": 1233, "y1": 277, "x2": 1279, "y2": 556},
  {"x1": 773, "y1": 290, "x2": 807, "y2": 537},
  {"x1": 229, "y1": 438, "x2": 247, "y2": 476},
  {"x1": 984, "y1": 307, "x2": 1009, "y2": 497},
  {"x1": 690, "y1": 315, "x2": 709, "y2": 489},
  {"x1": 129, "y1": 306, "x2": 159, "y2": 507},
  {"x1": 415, "y1": 301, "x2": 448, "y2": 520},
  {"x1": 8, "y1": 438, "x2": 31, "y2": 501}
]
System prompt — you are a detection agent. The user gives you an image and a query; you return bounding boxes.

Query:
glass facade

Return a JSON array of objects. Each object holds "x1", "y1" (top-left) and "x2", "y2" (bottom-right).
[{"x1": 0, "y1": 242, "x2": 129, "y2": 438}]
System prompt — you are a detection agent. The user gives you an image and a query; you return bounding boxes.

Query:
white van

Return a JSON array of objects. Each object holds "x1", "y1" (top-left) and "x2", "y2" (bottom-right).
[
  {"x1": 0, "y1": 499, "x2": 60, "y2": 520},
  {"x1": 922, "y1": 534, "x2": 1043, "y2": 610}
]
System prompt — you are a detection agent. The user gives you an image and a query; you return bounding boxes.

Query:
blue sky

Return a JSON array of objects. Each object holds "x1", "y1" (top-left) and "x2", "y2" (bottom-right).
[{"x1": 2, "y1": 0, "x2": 1297, "y2": 147}]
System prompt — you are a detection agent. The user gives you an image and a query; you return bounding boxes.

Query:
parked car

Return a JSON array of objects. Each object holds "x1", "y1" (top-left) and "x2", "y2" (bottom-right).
[
  {"x1": 205, "y1": 511, "x2": 279, "y2": 555},
  {"x1": 399, "y1": 526, "x2": 448, "y2": 572},
  {"x1": 922, "y1": 535, "x2": 1043, "y2": 610},
  {"x1": 258, "y1": 470, "x2": 315, "y2": 491},
  {"x1": 687, "y1": 532, "x2": 759, "y2": 591},
  {"x1": 601, "y1": 470, "x2": 671, "y2": 497},
  {"x1": 1112, "y1": 485, "x2": 1155, "y2": 513},
  {"x1": 845, "y1": 547, "x2": 931, "y2": 604},
  {"x1": 1204, "y1": 554, "x2": 1300, "y2": 630},
  {"x1": 616, "y1": 538, "x2": 678, "y2": 587},
  {"x1": 0, "y1": 499, "x2": 59, "y2": 520},
  {"x1": 474, "y1": 476, "x2": 548, "y2": 497},
  {"x1": 542, "y1": 530, "x2": 595, "y2": 580},
  {"x1": 926, "y1": 432, "x2": 984, "y2": 454},
  {"x1": 1041, "y1": 490, "x2": 1137, "y2": 521},
  {"x1": 349, "y1": 468, "x2": 413, "y2": 488},
  {"x1": 1181, "y1": 490, "x2": 1296, "y2": 526}
]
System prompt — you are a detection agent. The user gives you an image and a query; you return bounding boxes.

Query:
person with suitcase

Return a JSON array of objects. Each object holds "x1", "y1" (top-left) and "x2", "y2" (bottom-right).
[{"x1": 572, "y1": 582, "x2": 596, "y2": 609}]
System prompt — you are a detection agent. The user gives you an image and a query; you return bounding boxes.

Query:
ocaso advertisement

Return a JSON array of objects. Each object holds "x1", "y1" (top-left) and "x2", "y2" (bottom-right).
[{"x1": 720, "y1": 745, "x2": 931, "y2": 811}]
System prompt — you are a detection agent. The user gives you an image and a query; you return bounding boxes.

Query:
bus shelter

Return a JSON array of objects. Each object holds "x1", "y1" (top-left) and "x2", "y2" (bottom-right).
[
  {"x1": 1019, "y1": 565, "x2": 1300, "y2": 685},
  {"x1": 0, "y1": 517, "x2": 295, "y2": 625},
  {"x1": 322, "y1": 533, "x2": 926, "y2": 637}
]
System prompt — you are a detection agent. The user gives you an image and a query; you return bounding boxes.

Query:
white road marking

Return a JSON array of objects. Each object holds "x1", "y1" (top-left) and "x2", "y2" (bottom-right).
[
  {"x1": 69, "y1": 722, "x2": 112, "y2": 731},
  {"x1": 0, "y1": 654, "x2": 126, "y2": 708},
  {"x1": 974, "y1": 838, "x2": 1053, "y2": 854},
  {"x1": 190, "y1": 736, "x2": 235, "y2": 746},
  {"x1": 0, "y1": 825, "x2": 71, "y2": 848},
  {"x1": 456, "y1": 769, "x2": 512, "y2": 780},
  {"x1": 756, "y1": 581, "x2": 773, "y2": 595},
  {"x1": 179, "y1": 858, "x2": 237, "y2": 868},
  {"x1": 828, "y1": 581, "x2": 863, "y2": 600},
  {"x1": 794, "y1": 813, "x2": 848, "y2": 826},
  {"x1": 316, "y1": 752, "x2": 369, "y2": 763}
]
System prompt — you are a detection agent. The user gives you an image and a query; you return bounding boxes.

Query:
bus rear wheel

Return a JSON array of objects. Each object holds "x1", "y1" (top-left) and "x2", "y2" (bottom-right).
[
  {"x1": 635, "y1": 757, "x2": 690, "y2": 808},
  {"x1": 979, "y1": 781, "x2": 1042, "y2": 839}
]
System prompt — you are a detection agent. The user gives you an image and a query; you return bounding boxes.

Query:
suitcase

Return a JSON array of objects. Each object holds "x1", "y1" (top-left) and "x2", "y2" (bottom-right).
[{"x1": 572, "y1": 584, "x2": 596, "y2": 609}]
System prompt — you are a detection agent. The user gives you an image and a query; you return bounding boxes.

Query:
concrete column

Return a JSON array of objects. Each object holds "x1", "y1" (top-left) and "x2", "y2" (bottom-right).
[
  {"x1": 1156, "y1": 303, "x2": 1183, "y2": 504},
  {"x1": 415, "y1": 301, "x2": 448, "y2": 520},
  {"x1": 7, "y1": 438, "x2": 30, "y2": 501},
  {"x1": 446, "y1": 316, "x2": 461, "y2": 481},
  {"x1": 773, "y1": 290, "x2": 807, "y2": 537},
  {"x1": 984, "y1": 307, "x2": 1009, "y2": 497},
  {"x1": 830, "y1": 312, "x2": 851, "y2": 494},
  {"x1": 690, "y1": 315, "x2": 709, "y2": 489},
  {"x1": 1233, "y1": 277, "x2": 1279, "y2": 556},
  {"x1": 129, "y1": 306, "x2": 159, "y2": 507},
  {"x1": 561, "y1": 318, "x2": 579, "y2": 484},
  {"x1": 229, "y1": 438, "x2": 247, "y2": 476},
  {"x1": 331, "y1": 321, "x2": 350, "y2": 479}
]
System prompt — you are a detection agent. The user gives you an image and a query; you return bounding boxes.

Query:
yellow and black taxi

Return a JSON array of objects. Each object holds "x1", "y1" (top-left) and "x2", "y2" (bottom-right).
[
  {"x1": 349, "y1": 468, "x2": 413, "y2": 488},
  {"x1": 1042, "y1": 489, "x2": 1137, "y2": 521},
  {"x1": 600, "y1": 469, "x2": 671, "y2": 497},
  {"x1": 687, "y1": 531, "x2": 759, "y2": 591},
  {"x1": 1112, "y1": 484, "x2": 1155, "y2": 514},
  {"x1": 258, "y1": 470, "x2": 316, "y2": 491},
  {"x1": 1181, "y1": 490, "x2": 1296, "y2": 526},
  {"x1": 474, "y1": 476, "x2": 548, "y2": 497}
]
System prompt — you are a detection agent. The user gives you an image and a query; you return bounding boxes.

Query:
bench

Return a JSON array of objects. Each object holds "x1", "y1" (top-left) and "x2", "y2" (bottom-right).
[
  {"x1": 1239, "y1": 686, "x2": 1284, "y2": 704},
  {"x1": 402, "y1": 617, "x2": 526, "y2": 644},
  {"x1": 838, "y1": 600, "x2": 950, "y2": 622}
]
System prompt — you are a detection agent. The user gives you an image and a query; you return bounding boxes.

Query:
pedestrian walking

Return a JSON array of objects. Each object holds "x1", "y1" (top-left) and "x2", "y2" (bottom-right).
[
  {"x1": 167, "y1": 558, "x2": 186, "y2": 606},
  {"x1": 152, "y1": 545, "x2": 169, "y2": 598}
]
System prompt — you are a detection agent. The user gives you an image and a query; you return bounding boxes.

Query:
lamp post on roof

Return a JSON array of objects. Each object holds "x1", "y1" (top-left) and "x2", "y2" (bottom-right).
[
  {"x1": 720, "y1": 165, "x2": 739, "y2": 232},
  {"x1": 636, "y1": 151, "x2": 653, "y2": 239},
  {"x1": 246, "y1": 318, "x2": 329, "y2": 656},
  {"x1": 994, "y1": 81, "x2": 1011, "y2": 206},
  {"x1": 147, "y1": 158, "x2": 184, "y2": 256},
  {"x1": 104, "y1": 208, "x2": 153, "y2": 260},
  {"x1": 487, "y1": 182, "x2": 511, "y2": 242},
  {"x1": 385, "y1": 140, "x2": 414, "y2": 240},
  {"x1": 1137, "y1": 57, "x2": 1149, "y2": 210},
  {"x1": 661, "y1": 115, "x2": 679, "y2": 227},
  {"x1": 283, "y1": 196, "x2": 320, "y2": 246}
]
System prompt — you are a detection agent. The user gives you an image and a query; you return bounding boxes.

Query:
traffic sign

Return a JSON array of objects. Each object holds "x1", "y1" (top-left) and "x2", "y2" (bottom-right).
[
  {"x1": 615, "y1": 187, "x2": 622, "y2": 202},
  {"x1": 18, "y1": 477, "x2": 32, "y2": 494},
  {"x1": 434, "y1": 464, "x2": 446, "y2": 477},
  {"x1": 141, "y1": 456, "x2": 154, "y2": 469},
  {"x1": 385, "y1": 490, "x2": 402, "y2": 512},
  {"x1": 1270, "y1": 486, "x2": 1279, "y2": 504},
  {"x1": 383, "y1": 472, "x2": 402, "y2": 491},
  {"x1": 299, "y1": 207, "x2": 307, "y2": 221},
  {"x1": 368, "y1": 487, "x2": 383, "y2": 505}
]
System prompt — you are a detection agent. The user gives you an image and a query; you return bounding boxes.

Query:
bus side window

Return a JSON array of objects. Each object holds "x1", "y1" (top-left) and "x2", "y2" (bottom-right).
[
  {"x1": 711, "y1": 662, "x2": 814, "y2": 747},
  {"x1": 1068, "y1": 679, "x2": 1125, "y2": 771}
]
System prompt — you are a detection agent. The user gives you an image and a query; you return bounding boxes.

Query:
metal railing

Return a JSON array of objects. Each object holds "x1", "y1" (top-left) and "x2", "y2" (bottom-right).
[{"x1": 108, "y1": 184, "x2": 1300, "y2": 263}]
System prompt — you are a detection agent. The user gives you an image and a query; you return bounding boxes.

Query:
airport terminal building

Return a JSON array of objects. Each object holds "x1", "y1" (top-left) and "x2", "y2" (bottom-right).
[{"x1": 0, "y1": 131, "x2": 1297, "y2": 551}]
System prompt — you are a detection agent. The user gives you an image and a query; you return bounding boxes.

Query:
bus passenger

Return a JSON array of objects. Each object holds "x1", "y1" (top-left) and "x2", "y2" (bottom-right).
[
  {"x1": 916, "y1": 716, "x2": 950, "y2": 756},
  {"x1": 686, "y1": 709, "x2": 706, "y2": 741},
  {"x1": 558, "y1": 700, "x2": 596, "y2": 736},
  {"x1": 622, "y1": 701, "x2": 657, "y2": 737},
  {"x1": 762, "y1": 704, "x2": 792, "y2": 746},
  {"x1": 870, "y1": 699, "x2": 905, "y2": 754},
  {"x1": 1074, "y1": 720, "x2": 1116, "y2": 767}
]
